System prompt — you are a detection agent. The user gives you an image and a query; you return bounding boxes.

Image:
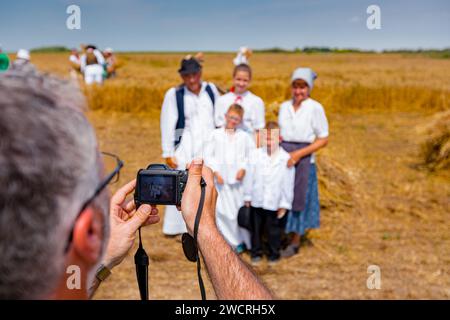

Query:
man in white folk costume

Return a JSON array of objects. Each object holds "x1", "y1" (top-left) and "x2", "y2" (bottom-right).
[{"x1": 160, "y1": 56, "x2": 220, "y2": 235}]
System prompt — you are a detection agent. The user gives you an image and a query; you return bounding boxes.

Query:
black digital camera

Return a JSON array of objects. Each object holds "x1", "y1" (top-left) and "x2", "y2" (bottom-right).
[{"x1": 134, "y1": 164, "x2": 188, "y2": 207}]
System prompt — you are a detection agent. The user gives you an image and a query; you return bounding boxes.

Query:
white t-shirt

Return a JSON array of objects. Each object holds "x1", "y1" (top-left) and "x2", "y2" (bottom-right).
[
  {"x1": 160, "y1": 82, "x2": 221, "y2": 160},
  {"x1": 278, "y1": 97, "x2": 329, "y2": 163},
  {"x1": 215, "y1": 91, "x2": 265, "y2": 134}
]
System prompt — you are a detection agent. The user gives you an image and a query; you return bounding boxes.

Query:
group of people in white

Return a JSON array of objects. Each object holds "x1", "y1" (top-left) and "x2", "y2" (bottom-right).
[
  {"x1": 69, "y1": 44, "x2": 117, "y2": 85},
  {"x1": 160, "y1": 48, "x2": 329, "y2": 264}
]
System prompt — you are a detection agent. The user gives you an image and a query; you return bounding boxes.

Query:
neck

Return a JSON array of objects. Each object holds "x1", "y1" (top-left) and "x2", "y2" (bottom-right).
[
  {"x1": 235, "y1": 89, "x2": 246, "y2": 96},
  {"x1": 293, "y1": 97, "x2": 307, "y2": 108},
  {"x1": 225, "y1": 127, "x2": 236, "y2": 133}
]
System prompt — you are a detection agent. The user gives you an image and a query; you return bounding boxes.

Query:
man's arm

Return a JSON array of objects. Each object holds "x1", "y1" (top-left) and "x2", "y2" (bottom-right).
[
  {"x1": 181, "y1": 159, "x2": 273, "y2": 300},
  {"x1": 199, "y1": 225, "x2": 273, "y2": 299}
]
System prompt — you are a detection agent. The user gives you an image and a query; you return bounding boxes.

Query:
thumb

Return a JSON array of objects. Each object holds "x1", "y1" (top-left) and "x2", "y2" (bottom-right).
[
  {"x1": 187, "y1": 158, "x2": 203, "y2": 186},
  {"x1": 128, "y1": 204, "x2": 152, "y2": 232}
]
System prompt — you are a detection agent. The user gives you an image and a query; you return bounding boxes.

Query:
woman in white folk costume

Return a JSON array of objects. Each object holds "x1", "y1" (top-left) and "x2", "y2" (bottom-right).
[
  {"x1": 215, "y1": 62, "x2": 265, "y2": 137},
  {"x1": 205, "y1": 104, "x2": 255, "y2": 252},
  {"x1": 278, "y1": 68, "x2": 329, "y2": 257},
  {"x1": 160, "y1": 56, "x2": 220, "y2": 236}
]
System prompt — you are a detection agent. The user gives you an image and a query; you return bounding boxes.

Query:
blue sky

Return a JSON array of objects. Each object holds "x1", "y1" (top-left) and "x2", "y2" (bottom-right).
[{"x1": 1, "y1": 0, "x2": 449, "y2": 52}]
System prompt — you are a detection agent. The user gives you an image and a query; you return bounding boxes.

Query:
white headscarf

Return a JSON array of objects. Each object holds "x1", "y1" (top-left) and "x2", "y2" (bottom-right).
[{"x1": 291, "y1": 67, "x2": 317, "y2": 90}]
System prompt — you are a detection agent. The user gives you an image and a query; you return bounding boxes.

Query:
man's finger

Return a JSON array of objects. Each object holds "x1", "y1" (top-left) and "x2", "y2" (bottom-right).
[
  {"x1": 127, "y1": 204, "x2": 152, "y2": 231},
  {"x1": 201, "y1": 165, "x2": 215, "y2": 189},
  {"x1": 111, "y1": 179, "x2": 136, "y2": 206},
  {"x1": 186, "y1": 158, "x2": 204, "y2": 188},
  {"x1": 123, "y1": 199, "x2": 136, "y2": 212},
  {"x1": 143, "y1": 215, "x2": 160, "y2": 226}
]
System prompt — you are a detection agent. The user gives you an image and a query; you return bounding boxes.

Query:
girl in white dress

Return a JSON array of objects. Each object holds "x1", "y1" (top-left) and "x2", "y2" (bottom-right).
[
  {"x1": 215, "y1": 64, "x2": 265, "y2": 136},
  {"x1": 205, "y1": 104, "x2": 255, "y2": 251}
]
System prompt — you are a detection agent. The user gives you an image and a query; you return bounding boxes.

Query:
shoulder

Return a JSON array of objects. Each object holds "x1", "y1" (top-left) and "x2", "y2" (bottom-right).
[
  {"x1": 247, "y1": 91, "x2": 264, "y2": 104},
  {"x1": 164, "y1": 87, "x2": 177, "y2": 99},
  {"x1": 212, "y1": 128, "x2": 223, "y2": 137},
  {"x1": 206, "y1": 82, "x2": 220, "y2": 94},
  {"x1": 236, "y1": 129, "x2": 252, "y2": 139},
  {"x1": 306, "y1": 98, "x2": 325, "y2": 112},
  {"x1": 217, "y1": 92, "x2": 233, "y2": 101},
  {"x1": 279, "y1": 100, "x2": 292, "y2": 112}
]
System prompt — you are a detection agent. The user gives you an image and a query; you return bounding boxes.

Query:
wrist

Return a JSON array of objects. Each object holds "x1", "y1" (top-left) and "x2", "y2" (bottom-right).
[{"x1": 101, "y1": 254, "x2": 118, "y2": 271}]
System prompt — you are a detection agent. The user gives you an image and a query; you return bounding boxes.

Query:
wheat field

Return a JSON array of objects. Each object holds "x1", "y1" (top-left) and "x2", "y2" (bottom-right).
[{"x1": 29, "y1": 52, "x2": 450, "y2": 299}]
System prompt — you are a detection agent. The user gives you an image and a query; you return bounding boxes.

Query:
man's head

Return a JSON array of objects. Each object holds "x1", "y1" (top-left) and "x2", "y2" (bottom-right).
[
  {"x1": 178, "y1": 57, "x2": 202, "y2": 94},
  {"x1": 0, "y1": 70, "x2": 109, "y2": 299}
]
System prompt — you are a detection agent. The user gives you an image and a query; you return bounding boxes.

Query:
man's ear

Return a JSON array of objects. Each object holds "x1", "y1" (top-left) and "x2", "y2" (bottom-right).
[{"x1": 72, "y1": 207, "x2": 103, "y2": 265}]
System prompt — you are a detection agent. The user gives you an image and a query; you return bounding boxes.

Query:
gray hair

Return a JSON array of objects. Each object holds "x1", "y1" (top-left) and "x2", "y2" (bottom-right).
[{"x1": 0, "y1": 69, "x2": 103, "y2": 299}]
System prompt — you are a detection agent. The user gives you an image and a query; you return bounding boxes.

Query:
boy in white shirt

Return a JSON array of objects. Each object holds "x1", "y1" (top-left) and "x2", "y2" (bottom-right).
[
  {"x1": 215, "y1": 64, "x2": 265, "y2": 135},
  {"x1": 205, "y1": 104, "x2": 255, "y2": 252},
  {"x1": 244, "y1": 122, "x2": 295, "y2": 265}
]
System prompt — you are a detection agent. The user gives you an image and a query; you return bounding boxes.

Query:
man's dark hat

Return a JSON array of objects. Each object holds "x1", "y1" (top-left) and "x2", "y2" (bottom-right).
[{"x1": 178, "y1": 58, "x2": 202, "y2": 75}]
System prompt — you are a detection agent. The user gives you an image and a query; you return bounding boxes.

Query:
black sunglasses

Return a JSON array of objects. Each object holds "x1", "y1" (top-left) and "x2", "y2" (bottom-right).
[{"x1": 65, "y1": 152, "x2": 124, "y2": 252}]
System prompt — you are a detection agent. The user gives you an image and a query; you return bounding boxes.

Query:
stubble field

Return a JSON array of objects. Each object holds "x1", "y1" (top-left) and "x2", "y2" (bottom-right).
[{"x1": 30, "y1": 52, "x2": 450, "y2": 299}]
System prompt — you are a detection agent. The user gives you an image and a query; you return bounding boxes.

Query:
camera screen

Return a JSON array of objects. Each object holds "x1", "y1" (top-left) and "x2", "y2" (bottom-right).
[{"x1": 139, "y1": 174, "x2": 176, "y2": 204}]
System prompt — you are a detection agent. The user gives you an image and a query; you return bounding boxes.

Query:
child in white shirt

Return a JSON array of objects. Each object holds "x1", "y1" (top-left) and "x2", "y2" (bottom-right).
[
  {"x1": 215, "y1": 64, "x2": 265, "y2": 135},
  {"x1": 244, "y1": 122, "x2": 295, "y2": 265},
  {"x1": 205, "y1": 104, "x2": 255, "y2": 252}
]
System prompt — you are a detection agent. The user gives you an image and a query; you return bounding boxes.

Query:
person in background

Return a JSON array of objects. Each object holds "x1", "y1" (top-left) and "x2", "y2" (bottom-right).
[
  {"x1": 0, "y1": 44, "x2": 10, "y2": 72},
  {"x1": 160, "y1": 56, "x2": 220, "y2": 236},
  {"x1": 215, "y1": 63, "x2": 265, "y2": 137},
  {"x1": 103, "y1": 47, "x2": 117, "y2": 79},
  {"x1": 205, "y1": 104, "x2": 255, "y2": 253},
  {"x1": 233, "y1": 47, "x2": 252, "y2": 66},
  {"x1": 244, "y1": 122, "x2": 295, "y2": 265},
  {"x1": 80, "y1": 45, "x2": 105, "y2": 85},
  {"x1": 10, "y1": 49, "x2": 35, "y2": 73},
  {"x1": 69, "y1": 48, "x2": 81, "y2": 79},
  {"x1": 278, "y1": 67, "x2": 329, "y2": 258}
]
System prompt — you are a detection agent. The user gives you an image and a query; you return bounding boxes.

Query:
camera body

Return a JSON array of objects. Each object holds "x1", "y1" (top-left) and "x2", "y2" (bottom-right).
[{"x1": 134, "y1": 164, "x2": 188, "y2": 207}]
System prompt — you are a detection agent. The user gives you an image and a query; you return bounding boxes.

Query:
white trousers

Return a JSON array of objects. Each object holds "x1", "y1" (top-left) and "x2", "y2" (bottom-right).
[{"x1": 84, "y1": 64, "x2": 104, "y2": 85}]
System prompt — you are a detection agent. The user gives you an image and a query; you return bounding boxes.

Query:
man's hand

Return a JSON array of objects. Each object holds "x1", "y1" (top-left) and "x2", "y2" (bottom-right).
[
  {"x1": 180, "y1": 159, "x2": 218, "y2": 236},
  {"x1": 235, "y1": 169, "x2": 246, "y2": 181},
  {"x1": 277, "y1": 208, "x2": 287, "y2": 219},
  {"x1": 103, "y1": 179, "x2": 159, "y2": 270},
  {"x1": 165, "y1": 156, "x2": 178, "y2": 169},
  {"x1": 214, "y1": 172, "x2": 224, "y2": 185}
]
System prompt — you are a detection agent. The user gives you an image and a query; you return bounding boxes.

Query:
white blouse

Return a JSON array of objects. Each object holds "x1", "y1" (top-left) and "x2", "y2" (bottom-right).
[{"x1": 278, "y1": 97, "x2": 329, "y2": 163}]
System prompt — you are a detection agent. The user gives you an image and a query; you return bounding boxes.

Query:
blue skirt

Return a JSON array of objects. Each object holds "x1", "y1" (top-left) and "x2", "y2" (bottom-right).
[{"x1": 285, "y1": 164, "x2": 320, "y2": 236}]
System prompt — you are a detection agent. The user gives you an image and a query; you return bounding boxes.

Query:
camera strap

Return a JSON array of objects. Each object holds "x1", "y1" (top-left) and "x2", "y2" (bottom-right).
[
  {"x1": 182, "y1": 178, "x2": 207, "y2": 300},
  {"x1": 134, "y1": 227, "x2": 149, "y2": 300},
  {"x1": 134, "y1": 178, "x2": 207, "y2": 301}
]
